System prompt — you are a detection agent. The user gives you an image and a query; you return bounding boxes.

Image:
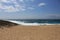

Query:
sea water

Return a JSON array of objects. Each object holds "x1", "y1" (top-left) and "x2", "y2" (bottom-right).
[{"x1": 6, "y1": 19, "x2": 60, "y2": 26}]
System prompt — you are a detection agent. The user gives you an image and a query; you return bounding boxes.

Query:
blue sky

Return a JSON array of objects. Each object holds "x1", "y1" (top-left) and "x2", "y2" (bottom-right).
[{"x1": 0, "y1": 0, "x2": 60, "y2": 19}]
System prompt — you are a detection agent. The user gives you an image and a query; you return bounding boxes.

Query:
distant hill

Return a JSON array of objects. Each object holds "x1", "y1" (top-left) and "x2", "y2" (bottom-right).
[{"x1": 0, "y1": 20, "x2": 18, "y2": 28}]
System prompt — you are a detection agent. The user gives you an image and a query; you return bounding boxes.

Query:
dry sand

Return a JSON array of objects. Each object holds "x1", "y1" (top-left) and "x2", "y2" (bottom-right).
[{"x1": 0, "y1": 25, "x2": 60, "y2": 40}]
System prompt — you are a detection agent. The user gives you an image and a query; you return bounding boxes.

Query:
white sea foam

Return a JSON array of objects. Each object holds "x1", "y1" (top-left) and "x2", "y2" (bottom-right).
[{"x1": 6, "y1": 20, "x2": 60, "y2": 26}]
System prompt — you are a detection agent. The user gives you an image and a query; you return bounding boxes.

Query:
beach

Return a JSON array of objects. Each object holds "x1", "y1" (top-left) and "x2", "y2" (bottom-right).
[{"x1": 0, "y1": 25, "x2": 60, "y2": 40}]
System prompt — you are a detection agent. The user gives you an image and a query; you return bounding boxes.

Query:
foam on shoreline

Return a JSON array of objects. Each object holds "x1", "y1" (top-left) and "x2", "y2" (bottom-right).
[{"x1": 6, "y1": 20, "x2": 60, "y2": 26}]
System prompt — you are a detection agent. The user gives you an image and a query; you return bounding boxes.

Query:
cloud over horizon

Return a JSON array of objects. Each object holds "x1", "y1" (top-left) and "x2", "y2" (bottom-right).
[
  {"x1": 0, "y1": 0, "x2": 35, "y2": 12},
  {"x1": 0, "y1": 0, "x2": 60, "y2": 19}
]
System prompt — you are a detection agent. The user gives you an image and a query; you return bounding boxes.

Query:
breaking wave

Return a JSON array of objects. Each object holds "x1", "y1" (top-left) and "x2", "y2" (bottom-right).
[{"x1": 6, "y1": 20, "x2": 60, "y2": 26}]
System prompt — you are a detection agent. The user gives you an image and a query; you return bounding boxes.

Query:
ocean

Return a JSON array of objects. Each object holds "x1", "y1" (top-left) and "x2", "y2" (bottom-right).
[{"x1": 6, "y1": 19, "x2": 60, "y2": 26}]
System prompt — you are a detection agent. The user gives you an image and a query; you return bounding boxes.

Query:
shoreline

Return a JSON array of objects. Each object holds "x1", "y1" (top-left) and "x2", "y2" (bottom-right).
[
  {"x1": 0, "y1": 20, "x2": 60, "y2": 40},
  {"x1": 0, "y1": 20, "x2": 60, "y2": 26},
  {"x1": 4, "y1": 20, "x2": 60, "y2": 26}
]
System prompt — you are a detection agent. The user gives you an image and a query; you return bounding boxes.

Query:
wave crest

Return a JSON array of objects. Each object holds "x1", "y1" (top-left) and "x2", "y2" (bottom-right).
[{"x1": 6, "y1": 20, "x2": 60, "y2": 26}]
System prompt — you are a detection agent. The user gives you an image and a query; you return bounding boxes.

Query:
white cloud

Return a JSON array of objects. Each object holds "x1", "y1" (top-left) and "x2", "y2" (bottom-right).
[
  {"x1": 3, "y1": 5, "x2": 26, "y2": 12},
  {"x1": 1, "y1": 0, "x2": 9, "y2": 2},
  {"x1": 0, "y1": 0, "x2": 35, "y2": 12},
  {"x1": 38, "y1": 3, "x2": 46, "y2": 7},
  {"x1": 0, "y1": 0, "x2": 26, "y2": 12},
  {"x1": 15, "y1": 5, "x2": 26, "y2": 11},
  {"x1": 4, "y1": 6, "x2": 19, "y2": 12}
]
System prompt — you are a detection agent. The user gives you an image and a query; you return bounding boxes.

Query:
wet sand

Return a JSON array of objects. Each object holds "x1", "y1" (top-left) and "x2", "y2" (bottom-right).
[{"x1": 0, "y1": 25, "x2": 60, "y2": 40}]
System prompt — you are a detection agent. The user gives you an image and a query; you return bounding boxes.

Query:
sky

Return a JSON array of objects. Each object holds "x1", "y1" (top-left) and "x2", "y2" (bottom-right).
[{"x1": 0, "y1": 0, "x2": 60, "y2": 19}]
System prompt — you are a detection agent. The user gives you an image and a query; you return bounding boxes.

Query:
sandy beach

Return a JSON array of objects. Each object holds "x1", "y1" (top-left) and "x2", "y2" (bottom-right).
[{"x1": 0, "y1": 25, "x2": 60, "y2": 40}]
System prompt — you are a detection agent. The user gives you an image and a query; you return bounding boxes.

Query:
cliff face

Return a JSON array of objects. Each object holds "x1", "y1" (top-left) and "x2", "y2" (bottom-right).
[{"x1": 0, "y1": 20, "x2": 18, "y2": 28}]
